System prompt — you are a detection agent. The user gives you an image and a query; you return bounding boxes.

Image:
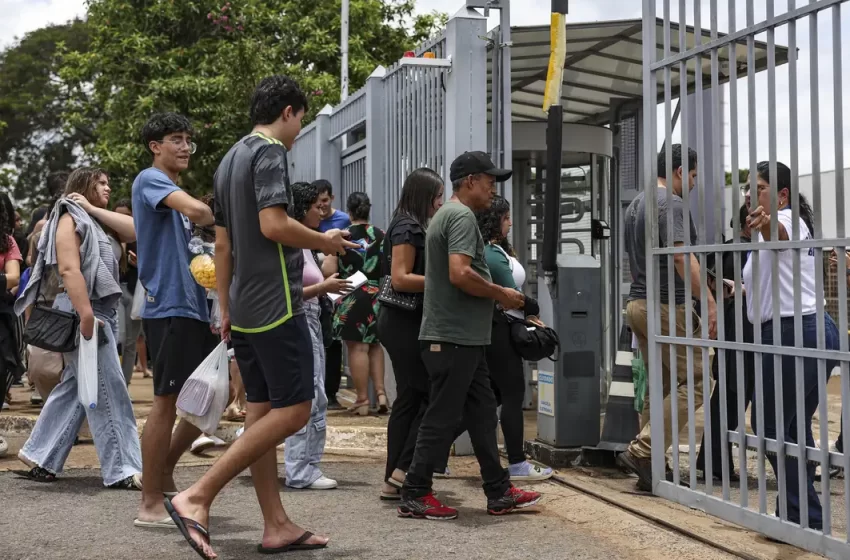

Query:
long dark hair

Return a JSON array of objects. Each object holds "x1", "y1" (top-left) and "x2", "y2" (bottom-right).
[
  {"x1": 475, "y1": 195, "x2": 514, "y2": 256},
  {"x1": 756, "y1": 161, "x2": 814, "y2": 237},
  {"x1": 393, "y1": 168, "x2": 443, "y2": 228},
  {"x1": 0, "y1": 193, "x2": 12, "y2": 254},
  {"x1": 26, "y1": 206, "x2": 49, "y2": 237}
]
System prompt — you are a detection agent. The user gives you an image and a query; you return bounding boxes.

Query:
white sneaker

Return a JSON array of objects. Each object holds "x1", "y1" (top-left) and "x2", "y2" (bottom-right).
[
  {"x1": 190, "y1": 435, "x2": 225, "y2": 455},
  {"x1": 307, "y1": 476, "x2": 338, "y2": 490},
  {"x1": 1, "y1": 401, "x2": 8, "y2": 410},
  {"x1": 0, "y1": 436, "x2": 8, "y2": 458}
]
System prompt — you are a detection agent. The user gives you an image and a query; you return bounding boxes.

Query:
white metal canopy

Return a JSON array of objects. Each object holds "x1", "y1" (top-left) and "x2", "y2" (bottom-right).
[{"x1": 488, "y1": 18, "x2": 790, "y2": 124}]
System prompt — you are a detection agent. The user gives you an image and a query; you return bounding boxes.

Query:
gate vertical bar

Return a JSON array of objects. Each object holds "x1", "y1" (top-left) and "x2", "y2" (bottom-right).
[
  {"x1": 642, "y1": 0, "x2": 666, "y2": 493},
  {"x1": 727, "y1": 0, "x2": 748, "y2": 509},
  {"x1": 832, "y1": 2, "x2": 850, "y2": 540},
  {"x1": 745, "y1": 0, "x2": 767, "y2": 516},
  {"x1": 500, "y1": 5, "x2": 514, "y2": 209}
]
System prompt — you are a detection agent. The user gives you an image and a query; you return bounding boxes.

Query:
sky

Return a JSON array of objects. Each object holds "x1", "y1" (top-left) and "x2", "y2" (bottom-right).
[{"x1": 1, "y1": 0, "x2": 848, "y2": 177}]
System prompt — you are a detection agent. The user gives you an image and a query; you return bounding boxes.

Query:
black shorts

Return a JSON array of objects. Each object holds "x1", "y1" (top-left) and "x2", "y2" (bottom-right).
[
  {"x1": 231, "y1": 314, "x2": 314, "y2": 409},
  {"x1": 143, "y1": 316, "x2": 219, "y2": 397}
]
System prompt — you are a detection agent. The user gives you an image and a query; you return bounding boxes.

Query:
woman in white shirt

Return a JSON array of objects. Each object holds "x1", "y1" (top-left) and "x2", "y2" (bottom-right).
[{"x1": 742, "y1": 161, "x2": 839, "y2": 531}]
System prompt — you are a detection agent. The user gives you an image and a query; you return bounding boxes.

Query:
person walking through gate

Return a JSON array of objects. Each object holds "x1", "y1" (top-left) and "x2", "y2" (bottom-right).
[
  {"x1": 617, "y1": 144, "x2": 716, "y2": 492},
  {"x1": 398, "y1": 151, "x2": 542, "y2": 520},
  {"x1": 743, "y1": 161, "x2": 839, "y2": 531},
  {"x1": 695, "y1": 207, "x2": 756, "y2": 482},
  {"x1": 475, "y1": 195, "x2": 553, "y2": 481},
  {"x1": 132, "y1": 113, "x2": 220, "y2": 528},
  {"x1": 378, "y1": 168, "x2": 450, "y2": 499},
  {"x1": 164, "y1": 75, "x2": 355, "y2": 559}
]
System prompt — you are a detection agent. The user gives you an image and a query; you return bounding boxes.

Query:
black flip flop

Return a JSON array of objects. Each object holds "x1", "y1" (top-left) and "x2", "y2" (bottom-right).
[
  {"x1": 164, "y1": 497, "x2": 213, "y2": 560},
  {"x1": 257, "y1": 531, "x2": 328, "y2": 554}
]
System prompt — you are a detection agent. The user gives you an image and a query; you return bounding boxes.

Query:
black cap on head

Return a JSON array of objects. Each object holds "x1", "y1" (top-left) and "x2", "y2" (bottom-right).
[{"x1": 449, "y1": 151, "x2": 512, "y2": 183}]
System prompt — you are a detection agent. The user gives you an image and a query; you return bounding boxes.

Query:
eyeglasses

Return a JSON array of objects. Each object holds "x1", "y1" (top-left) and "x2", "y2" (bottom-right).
[{"x1": 157, "y1": 138, "x2": 197, "y2": 154}]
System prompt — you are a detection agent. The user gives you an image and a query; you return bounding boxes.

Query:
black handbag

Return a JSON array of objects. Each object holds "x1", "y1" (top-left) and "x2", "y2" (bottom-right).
[
  {"x1": 23, "y1": 274, "x2": 79, "y2": 354},
  {"x1": 377, "y1": 275, "x2": 419, "y2": 311},
  {"x1": 504, "y1": 313, "x2": 560, "y2": 362}
]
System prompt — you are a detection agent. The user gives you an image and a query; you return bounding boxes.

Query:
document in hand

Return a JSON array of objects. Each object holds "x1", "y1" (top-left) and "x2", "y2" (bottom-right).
[{"x1": 329, "y1": 270, "x2": 368, "y2": 303}]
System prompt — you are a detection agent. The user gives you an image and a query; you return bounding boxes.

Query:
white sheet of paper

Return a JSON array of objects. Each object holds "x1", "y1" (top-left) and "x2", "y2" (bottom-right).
[{"x1": 329, "y1": 270, "x2": 368, "y2": 302}]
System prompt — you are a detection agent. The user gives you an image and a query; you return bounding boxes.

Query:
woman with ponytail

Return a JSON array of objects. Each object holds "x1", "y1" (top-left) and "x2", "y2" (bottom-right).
[{"x1": 743, "y1": 160, "x2": 839, "y2": 531}]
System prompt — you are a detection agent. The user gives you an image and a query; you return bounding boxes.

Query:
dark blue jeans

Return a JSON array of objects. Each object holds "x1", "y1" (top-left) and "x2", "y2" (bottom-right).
[{"x1": 751, "y1": 313, "x2": 839, "y2": 530}]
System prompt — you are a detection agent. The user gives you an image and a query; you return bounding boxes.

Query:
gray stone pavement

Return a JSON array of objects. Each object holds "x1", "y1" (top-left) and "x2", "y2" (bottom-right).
[{"x1": 0, "y1": 456, "x2": 738, "y2": 560}]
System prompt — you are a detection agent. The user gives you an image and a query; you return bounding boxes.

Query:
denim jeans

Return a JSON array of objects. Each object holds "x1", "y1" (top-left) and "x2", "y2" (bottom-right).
[
  {"x1": 20, "y1": 293, "x2": 142, "y2": 486},
  {"x1": 118, "y1": 283, "x2": 143, "y2": 384},
  {"x1": 751, "y1": 313, "x2": 840, "y2": 530},
  {"x1": 284, "y1": 301, "x2": 328, "y2": 488}
]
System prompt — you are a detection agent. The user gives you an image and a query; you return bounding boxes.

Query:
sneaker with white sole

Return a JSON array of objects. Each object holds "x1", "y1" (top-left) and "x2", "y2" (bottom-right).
[
  {"x1": 307, "y1": 476, "x2": 338, "y2": 490},
  {"x1": 1, "y1": 401, "x2": 8, "y2": 411},
  {"x1": 190, "y1": 435, "x2": 225, "y2": 455},
  {"x1": 0, "y1": 436, "x2": 8, "y2": 458},
  {"x1": 508, "y1": 461, "x2": 554, "y2": 481}
]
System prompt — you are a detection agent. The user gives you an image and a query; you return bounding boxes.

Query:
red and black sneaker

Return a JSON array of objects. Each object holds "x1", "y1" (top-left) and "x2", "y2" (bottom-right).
[
  {"x1": 397, "y1": 492, "x2": 458, "y2": 520},
  {"x1": 487, "y1": 485, "x2": 542, "y2": 515}
]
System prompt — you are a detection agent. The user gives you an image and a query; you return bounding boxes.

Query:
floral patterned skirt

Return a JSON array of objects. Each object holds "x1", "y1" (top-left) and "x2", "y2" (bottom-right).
[{"x1": 332, "y1": 282, "x2": 381, "y2": 344}]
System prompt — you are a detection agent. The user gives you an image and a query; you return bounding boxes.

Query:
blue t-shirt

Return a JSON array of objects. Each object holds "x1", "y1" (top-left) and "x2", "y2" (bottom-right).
[
  {"x1": 318, "y1": 210, "x2": 351, "y2": 233},
  {"x1": 131, "y1": 167, "x2": 209, "y2": 322}
]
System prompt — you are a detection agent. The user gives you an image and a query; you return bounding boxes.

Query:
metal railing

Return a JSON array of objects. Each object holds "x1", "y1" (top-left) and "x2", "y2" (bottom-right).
[{"x1": 641, "y1": 1, "x2": 850, "y2": 557}]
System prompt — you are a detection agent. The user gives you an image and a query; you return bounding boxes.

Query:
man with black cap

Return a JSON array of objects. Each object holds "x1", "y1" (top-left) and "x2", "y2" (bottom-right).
[{"x1": 398, "y1": 151, "x2": 542, "y2": 520}]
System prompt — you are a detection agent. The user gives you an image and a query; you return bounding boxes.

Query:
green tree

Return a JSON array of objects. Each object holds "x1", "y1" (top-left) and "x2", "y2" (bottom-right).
[
  {"x1": 0, "y1": 20, "x2": 92, "y2": 211},
  {"x1": 725, "y1": 168, "x2": 750, "y2": 186},
  {"x1": 61, "y1": 0, "x2": 446, "y2": 197}
]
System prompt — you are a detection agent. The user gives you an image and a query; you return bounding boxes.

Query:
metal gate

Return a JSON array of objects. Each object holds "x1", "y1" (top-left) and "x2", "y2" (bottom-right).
[{"x1": 641, "y1": 1, "x2": 850, "y2": 557}]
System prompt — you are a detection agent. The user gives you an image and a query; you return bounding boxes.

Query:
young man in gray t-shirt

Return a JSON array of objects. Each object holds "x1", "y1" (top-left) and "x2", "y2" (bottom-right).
[
  {"x1": 617, "y1": 144, "x2": 717, "y2": 492},
  {"x1": 399, "y1": 151, "x2": 542, "y2": 520}
]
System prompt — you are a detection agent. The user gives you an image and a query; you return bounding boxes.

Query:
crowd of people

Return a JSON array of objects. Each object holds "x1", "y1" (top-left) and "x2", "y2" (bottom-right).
[
  {"x1": 617, "y1": 144, "x2": 842, "y2": 533},
  {"x1": 0, "y1": 75, "x2": 550, "y2": 559}
]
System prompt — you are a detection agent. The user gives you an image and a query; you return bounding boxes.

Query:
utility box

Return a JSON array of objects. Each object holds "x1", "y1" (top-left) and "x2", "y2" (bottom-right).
[{"x1": 536, "y1": 254, "x2": 602, "y2": 448}]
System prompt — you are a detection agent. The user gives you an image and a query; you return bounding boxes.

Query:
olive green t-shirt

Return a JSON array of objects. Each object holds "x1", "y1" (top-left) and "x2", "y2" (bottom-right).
[{"x1": 419, "y1": 201, "x2": 494, "y2": 346}]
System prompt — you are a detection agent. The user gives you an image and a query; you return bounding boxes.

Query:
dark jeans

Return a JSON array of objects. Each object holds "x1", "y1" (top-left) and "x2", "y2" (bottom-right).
[
  {"x1": 486, "y1": 317, "x2": 527, "y2": 465},
  {"x1": 403, "y1": 342, "x2": 510, "y2": 500},
  {"x1": 325, "y1": 339, "x2": 343, "y2": 402},
  {"x1": 751, "y1": 313, "x2": 840, "y2": 530},
  {"x1": 379, "y1": 310, "x2": 448, "y2": 481},
  {"x1": 696, "y1": 296, "x2": 755, "y2": 475}
]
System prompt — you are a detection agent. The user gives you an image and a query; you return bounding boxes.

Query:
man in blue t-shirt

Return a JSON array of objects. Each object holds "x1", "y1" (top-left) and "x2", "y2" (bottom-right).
[
  {"x1": 314, "y1": 180, "x2": 351, "y2": 233},
  {"x1": 132, "y1": 112, "x2": 219, "y2": 529},
  {"x1": 312, "y1": 179, "x2": 350, "y2": 409}
]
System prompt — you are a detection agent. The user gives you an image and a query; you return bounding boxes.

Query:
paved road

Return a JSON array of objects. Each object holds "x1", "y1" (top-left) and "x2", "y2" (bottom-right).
[{"x1": 0, "y1": 457, "x2": 731, "y2": 560}]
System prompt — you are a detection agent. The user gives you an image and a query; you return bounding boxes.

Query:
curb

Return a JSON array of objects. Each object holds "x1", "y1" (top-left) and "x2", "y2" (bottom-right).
[{"x1": 0, "y1": 415, "x2": 390, "y2": 455}]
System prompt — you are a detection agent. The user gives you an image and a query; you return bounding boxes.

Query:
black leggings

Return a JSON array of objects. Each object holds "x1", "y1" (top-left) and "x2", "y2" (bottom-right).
[
  {"x1": 486, "y1": 318, "x2": 527, "y2": 465},
  {"x1": 378, "y1": 309, "x2": 447, "y2": 481}
]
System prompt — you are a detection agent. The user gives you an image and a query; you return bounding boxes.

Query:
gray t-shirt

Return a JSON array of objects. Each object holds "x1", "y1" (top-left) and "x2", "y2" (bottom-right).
[
  {"x1": 419, "y1": 201, "x2": 494, "y2": 346},
  {"x1": 213, "y1": 132, "x2": 304, "y2": 332},
  {"x1": 624, "y1": 187, "x2": 697, "y2": 305}
]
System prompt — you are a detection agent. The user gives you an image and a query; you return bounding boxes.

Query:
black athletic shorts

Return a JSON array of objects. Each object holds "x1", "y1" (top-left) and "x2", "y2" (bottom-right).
[
  {"x1": 230, "y1": 314, "x2": 314, "y2": 409},
  {"x1": 143, "y1": 316, "x2": 219, "y2": 397}
]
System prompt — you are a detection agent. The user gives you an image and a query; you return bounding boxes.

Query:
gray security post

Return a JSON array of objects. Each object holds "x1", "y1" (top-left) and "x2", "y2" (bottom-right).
[
  {"x1": 444, "y1": 4, "x2": 488, "y2": 456},
  {"x1": 364, "y1": 66, "x2": 388, "y2": 229}
]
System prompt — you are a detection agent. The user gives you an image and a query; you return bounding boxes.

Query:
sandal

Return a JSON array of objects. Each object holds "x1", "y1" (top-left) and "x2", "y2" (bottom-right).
[
  {"x1": 376, "y1": 392, "x2": 389, "y2": 414},
  {"x1": 13, "y1": 466, "x2": 56, "y2": 482},
  {"x1": 164, "y1": 498, "x2": 213, "y2": 560},
  {"x1": 257, "y1": 531, "x2": 328, "y2": 554},
  {"x1": 223, "y1": 406, "x2": 246, "y2": 422},
  {"x1": 347, "y1": 400, "x2": 370, "y2": 416}
]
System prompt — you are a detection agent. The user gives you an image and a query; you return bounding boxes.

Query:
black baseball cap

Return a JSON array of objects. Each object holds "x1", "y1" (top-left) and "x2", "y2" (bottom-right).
[{"x1": 449, "y1": 151, "x2": 512, "y2": 182}]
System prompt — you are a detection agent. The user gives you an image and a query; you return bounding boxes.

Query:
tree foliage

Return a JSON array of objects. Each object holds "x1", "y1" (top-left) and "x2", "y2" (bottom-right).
[
  {"x1": 59, "y1": 0, "x2": 446, "y2": 197},
  {"x1": 0, "y1": 20, "x2": 92, "y2": 210}
]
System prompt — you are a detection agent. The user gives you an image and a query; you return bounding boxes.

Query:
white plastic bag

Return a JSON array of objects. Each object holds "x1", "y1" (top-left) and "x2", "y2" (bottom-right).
[
  {"x1": 176, "y1": 341, "x2": 229, "y2": 434},
  {"x1": 130, "y1": 281, "x2": 145, "y2": 321},
  {"x1": 77, "y1": 323, "x2": 99, "y2": 410}
]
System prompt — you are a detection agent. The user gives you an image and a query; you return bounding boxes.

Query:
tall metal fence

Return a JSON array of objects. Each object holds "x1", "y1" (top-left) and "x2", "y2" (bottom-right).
[
  {"x1": 641, "y1": 1, "x2": 849, "y2": 557},
  {"x1": 289, "y1": 34, "x2": 453, "y2": 231}
]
